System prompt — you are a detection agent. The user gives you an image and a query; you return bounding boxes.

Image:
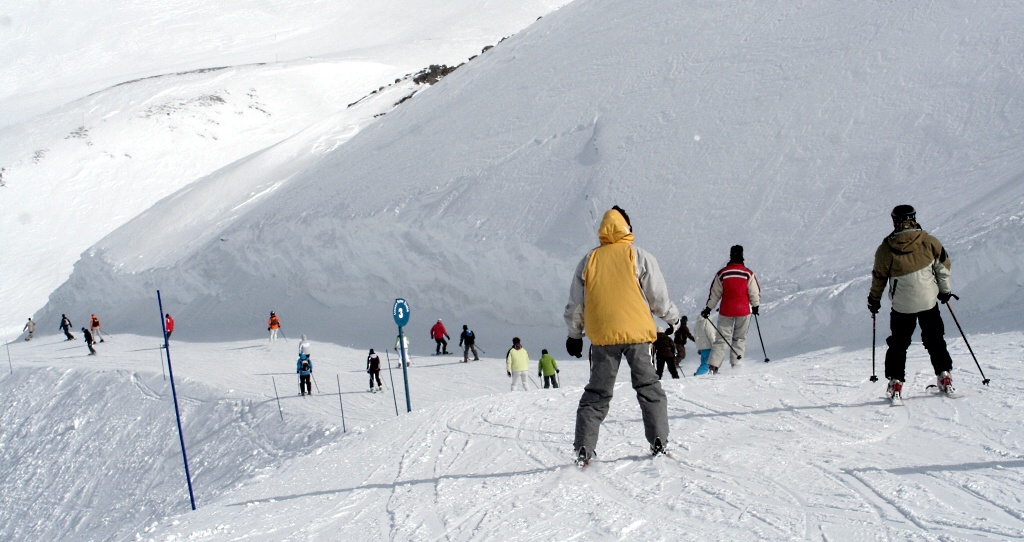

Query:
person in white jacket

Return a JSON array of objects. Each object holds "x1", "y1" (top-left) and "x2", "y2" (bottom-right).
[
  {"x1": 693, "y1": 315, "x2": 716, "y2": 375},
  {"x1": 394, "y1": 332, "x2": 411, "y2": 367}
]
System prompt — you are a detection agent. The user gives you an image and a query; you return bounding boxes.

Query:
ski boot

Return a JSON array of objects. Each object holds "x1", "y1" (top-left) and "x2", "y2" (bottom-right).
[
  {"x1": 650, "y1": 437, "x2": 666, "y2": 457},
  {"x1": 887, "y1": 378, "x2": 903, "y2": 405},
  {"x1": 936, "y1": 371, "x2": 954, "y2": 394},
  {"x1": 574, "y1": 447, "x2": 594, "y2": 467}
]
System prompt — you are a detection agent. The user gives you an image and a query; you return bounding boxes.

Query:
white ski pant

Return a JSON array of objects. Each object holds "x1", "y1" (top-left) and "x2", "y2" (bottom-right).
[
  {"x1": 707, "y1": 315, "x2": 750, "y2": 368},
  {"x1": 510, "y1": 370, "x2": 529, "y2": 391},
  {"x1": 269, "y1": 328, "x2": 279, "y2": 341}
]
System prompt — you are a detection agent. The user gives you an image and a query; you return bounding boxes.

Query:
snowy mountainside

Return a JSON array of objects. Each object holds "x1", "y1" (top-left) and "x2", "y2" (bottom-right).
[
  {"x1": 0, "y1": 0, "x2": 569, "y2": 338},
  {"x1": 39, "y1": 0, "x2": 1024, "y2": 355}
]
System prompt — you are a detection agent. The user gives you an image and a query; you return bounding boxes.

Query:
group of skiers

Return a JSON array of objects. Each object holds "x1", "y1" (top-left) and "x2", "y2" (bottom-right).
[
  {"x1": 563, "y1": 204, "x2": 957, "y2": 465},
  {"x1": 19, "y1": 312, "x2": 177, "y2": 357},
  {"x1": 20, "y1": 313, "x2": 107, "y2": 355}
]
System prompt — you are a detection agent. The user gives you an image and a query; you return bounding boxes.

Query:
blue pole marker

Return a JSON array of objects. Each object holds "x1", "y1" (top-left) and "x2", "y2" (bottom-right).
[
  {"x1": 157, "y1": 290, "x2": 197, "y2": 511},
  {"x1": 393, "y1": 298, "x2": 412, "y2": 412}
]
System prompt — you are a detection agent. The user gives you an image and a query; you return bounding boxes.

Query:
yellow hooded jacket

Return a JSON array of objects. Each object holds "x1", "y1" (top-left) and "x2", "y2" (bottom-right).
[{"x1": 564, "y1": 209, "x2": 680, "y2": 346}]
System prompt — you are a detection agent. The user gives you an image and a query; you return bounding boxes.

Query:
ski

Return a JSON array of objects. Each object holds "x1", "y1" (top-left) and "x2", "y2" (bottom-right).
[
  {"x1": 925, "y1": 384, "x2": 957, "y2": 397},
  {"x1": 889, "y1": 393, "x2": 903, "y2": 407}
]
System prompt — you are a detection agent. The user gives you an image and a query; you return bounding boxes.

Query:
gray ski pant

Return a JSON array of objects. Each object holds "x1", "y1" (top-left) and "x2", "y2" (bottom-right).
[
  {"x1": 707, "y1": 315, "x2": 750, "y2": 368},
  {"x1": 573, "y1": 343, "x2": 668, "y2": 454}
]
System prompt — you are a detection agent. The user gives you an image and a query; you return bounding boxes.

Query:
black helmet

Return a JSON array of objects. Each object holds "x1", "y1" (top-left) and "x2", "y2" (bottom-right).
[
  {"x1": 729, "y1": 245, "x2": 744, "y2": 263},
  {"x1": 891, "y1": 204, "x2": 916, "y2": 227}
]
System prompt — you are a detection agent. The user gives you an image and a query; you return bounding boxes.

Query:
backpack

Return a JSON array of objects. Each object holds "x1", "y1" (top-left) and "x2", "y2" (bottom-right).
[
  {"x1": 466, "y1": 330, "x2": 474, "y2": 338},
  {"x1": 301, "y1": 360, "x2": 310, "y2": 372}
]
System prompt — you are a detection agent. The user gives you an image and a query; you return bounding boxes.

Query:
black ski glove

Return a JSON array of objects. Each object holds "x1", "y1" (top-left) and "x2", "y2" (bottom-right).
[
  {"x1": 566, "y1": 337, "x2": 583, "y2": 358},
  {"x1": 538, "y1": 373, "x2": 542, "y2": 377},
  {"x1": 556, "y1": 369, "x2": 560, "y2": 374},
  {"x1": 867, "y1": 297, "x2": 881, "y2": 314},
  {"x1": 507, "y1": 371, "x2": 512, "y2": 377},
  {"x1": 937, "y1": 292, "x2": 953, "y2": 304},
  {"x1": 751, "y1": 306, "x2": 759, "y2": 315},
  {"x1": 700, "y1": 307, "x2": 712, "y2": 319}
]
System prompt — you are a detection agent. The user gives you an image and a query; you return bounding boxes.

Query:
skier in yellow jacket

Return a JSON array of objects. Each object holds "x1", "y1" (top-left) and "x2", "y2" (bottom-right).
[
  {"x1": 506, "y1": 337, "x2": 530, "y2": 391},
  {"x1": 564, "y1": 206, "x2": 681, "y2": 465}
]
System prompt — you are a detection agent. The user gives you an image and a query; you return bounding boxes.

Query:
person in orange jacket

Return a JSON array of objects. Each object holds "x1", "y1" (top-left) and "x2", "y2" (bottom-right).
[
  {"x1": 268, "y1": 311, "x2": 282, "y2": 342},
  {"x1": 90, "y1": 314, "x2": 106, "y2": 343}
]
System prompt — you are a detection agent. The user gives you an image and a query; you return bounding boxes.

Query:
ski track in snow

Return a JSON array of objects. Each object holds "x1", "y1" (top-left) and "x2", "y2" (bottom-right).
[{"x1": 2, "y1": 333, "x2": 1022, "y2": 540}]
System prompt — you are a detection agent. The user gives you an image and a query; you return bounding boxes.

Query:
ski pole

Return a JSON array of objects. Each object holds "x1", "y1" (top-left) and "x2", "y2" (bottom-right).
[
  {"x1": 944, "y1": 295, "x2": 990, "y2": 385},
  {"x1": 870, "y1": 313, "x2": 878, "y2": 382},
  {"x1": 312, "y1": 373, "x2": 321, "y2": 393},
  {"x1": 753, "y1": 313, "x2": 769, "y2": 363},
  {"x1": 703, "y1": 314, "x2": 743, "y2": 360}
]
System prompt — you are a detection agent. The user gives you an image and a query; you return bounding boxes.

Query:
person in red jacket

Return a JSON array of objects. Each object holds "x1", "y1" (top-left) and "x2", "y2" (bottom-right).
[
  {"x1": 700, "y1": 245, "x2": 760, "y2": 373},
  {"x1": 164, "y1": 314, "x2": 175, "y2": 340},
  {"x1": 430, "y1": 319, "x2": 450, "y2": 355}
]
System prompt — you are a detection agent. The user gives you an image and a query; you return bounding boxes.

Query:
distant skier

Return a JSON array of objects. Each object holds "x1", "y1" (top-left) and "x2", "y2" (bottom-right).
[
  {"x1": 267, "y1": 311, "x2": 281, "y2": 342},
  {"x1": 22, "y1": 318, "x2": 35, "y2": 341},
  {"x1": 430, "y1": 319, "x2": 450, "y2": 355},
  {"x1": 693, "y1": 313, "x2": 717, "y2": 376},
  {"x1": 459, "y1": 325, "x2": 480, "y2": 362},
  {"x1": 297, "y1": 353, "x2": 313, "y2": 396},
  {"x1": 298, "y1": 334, "x2": 311, "y2": 359},
  {"x1": 59, "y1": 314, "x2": 75, "y2": 341},
  {"x1": 90, "y1": 314, "x2": 106, "y2": 342},
  {"x1": 164, "y1": 314, "x2": 175, "y2": 340},
  {"x1": 506, "y1": 337, "x2": 530, "y2": 391},
  {"x1": 538, "y1": 349, "x2": 560, "y2": 389},
  {"x1": 367, "y1": 349, "x2": 383, "y2": 392},
  {"x1": 868, "y1": 205, "x2": 955, "y2": 400},
  {"x1": 81, "y1": 327, "x2": 97, "y2": 355},
  {"x1": 394, "y1": 331, "x2": 410, "y2": 367},
  {"x1": 654, "y1": 328, "x2": 679, "y2": 379},
  {"x1": 673, "y1": 316, "x2": 696, "y2": 366},
  {"x1": 700, "y1": 245, "x2": 760, "y2": 373},
  {"x1": 564, "y1": 206, "x2": 680, "y2": 465}
]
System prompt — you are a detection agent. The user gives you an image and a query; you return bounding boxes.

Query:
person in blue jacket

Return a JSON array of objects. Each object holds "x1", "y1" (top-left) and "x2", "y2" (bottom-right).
[{"x1": 297, "y1": 353, "x2": 313, "y2": 396}]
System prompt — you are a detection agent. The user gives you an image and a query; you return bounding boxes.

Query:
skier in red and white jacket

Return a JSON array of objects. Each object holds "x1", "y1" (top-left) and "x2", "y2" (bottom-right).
[{"x1": 700, "y1": 245, "x2": 760, "y2": 373}]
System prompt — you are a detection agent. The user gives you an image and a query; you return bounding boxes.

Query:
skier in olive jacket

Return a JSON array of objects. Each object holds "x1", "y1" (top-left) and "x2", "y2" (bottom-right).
[
  {"x1": 564, "y1": 206, "x2": 680, "y2": 464},
  {"x1": 868, "y1": 205, "x2": 955, "y2": 398}
]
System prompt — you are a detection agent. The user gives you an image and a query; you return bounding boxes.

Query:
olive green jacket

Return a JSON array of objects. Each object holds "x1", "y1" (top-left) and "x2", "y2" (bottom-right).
[{"x1": 869, "y1": 227, "x2": 951, "y2": 314}]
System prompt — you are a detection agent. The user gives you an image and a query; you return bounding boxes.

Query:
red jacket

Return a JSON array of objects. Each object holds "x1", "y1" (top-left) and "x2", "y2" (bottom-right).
[
  {"x1": 165, "y1": 316, "x2": 175, "y2": 332},
  {"x1": 705, "y1": 262, "x2": 761, "y2": 318},
  {"x1": 430, "y1": 321, "x2": 449, "y2": 339}
]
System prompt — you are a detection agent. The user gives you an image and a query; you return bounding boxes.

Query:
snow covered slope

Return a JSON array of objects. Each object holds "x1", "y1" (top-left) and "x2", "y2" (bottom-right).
[
  {"x1": 3, "y1": 332, "x2": 1022, "y2": 540},
  {"x1": 37, "y1": 0, "x2": 1024, "y2": 356},
  {"x1": 0, "y1": 0, "x2": 568, "y2": 338}
]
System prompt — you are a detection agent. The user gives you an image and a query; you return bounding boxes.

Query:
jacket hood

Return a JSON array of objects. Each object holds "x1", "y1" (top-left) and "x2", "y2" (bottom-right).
[
  {"x1": 887, "y1": 228, "x2": 927, "y2": 254},
  {"x1": 597, "y1": 209, "x2": 634, "y2": 246}
]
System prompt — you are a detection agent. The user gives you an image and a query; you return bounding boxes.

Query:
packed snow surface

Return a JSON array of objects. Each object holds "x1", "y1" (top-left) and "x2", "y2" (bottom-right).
[{"x1": 2, "y1": 332, "x2": 1022, "y2": 540}]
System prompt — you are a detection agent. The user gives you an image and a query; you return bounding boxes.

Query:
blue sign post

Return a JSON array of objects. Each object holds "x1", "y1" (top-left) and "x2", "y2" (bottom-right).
[{"x1": 393, "y1": 298, "x2": 412, "y2": 412}]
